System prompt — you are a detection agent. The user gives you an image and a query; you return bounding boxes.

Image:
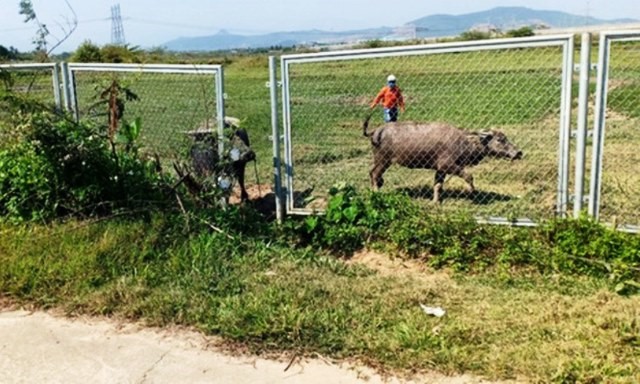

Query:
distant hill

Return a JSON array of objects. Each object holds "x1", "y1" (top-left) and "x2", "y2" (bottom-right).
[
  {"x1": 163, "y1": 27, "x2": 393, "y2": 52},
  {"x1": 162, "y1": 7, "x2": 638, "y2": 52},
  {"x1": 407, "y1": 6, "x2": 638, "y2": 38}
]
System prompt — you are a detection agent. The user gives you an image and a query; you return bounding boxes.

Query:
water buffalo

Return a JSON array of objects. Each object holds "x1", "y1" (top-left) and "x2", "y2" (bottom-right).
[
  {"x1": 187, "y1": 117, "x2": 256, "y2": 202},
  {"x1": 363, "y1": 116, "x2": 522, "y2": 202}
]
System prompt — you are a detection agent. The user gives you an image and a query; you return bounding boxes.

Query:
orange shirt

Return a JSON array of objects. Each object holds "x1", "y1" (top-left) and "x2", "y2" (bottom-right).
[{"x1": 371, "y1": 86, "x2": 405, "y2": 109}]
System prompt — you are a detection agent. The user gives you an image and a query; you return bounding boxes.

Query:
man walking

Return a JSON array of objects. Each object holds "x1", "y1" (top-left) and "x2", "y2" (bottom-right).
[{"x1": 370, "y1": 74, "x2": 405, "y2": 122}]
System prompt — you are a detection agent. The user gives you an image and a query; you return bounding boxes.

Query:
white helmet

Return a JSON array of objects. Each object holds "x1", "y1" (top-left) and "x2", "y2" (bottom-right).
[{"x1": 387, "y1": 74, "x2": 396, "y2": 82}]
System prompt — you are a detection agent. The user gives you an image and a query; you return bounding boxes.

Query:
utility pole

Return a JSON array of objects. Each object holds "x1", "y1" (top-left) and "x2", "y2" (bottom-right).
[{"x1": 111, "y1": 4, "x2": 126, "y2": 45}]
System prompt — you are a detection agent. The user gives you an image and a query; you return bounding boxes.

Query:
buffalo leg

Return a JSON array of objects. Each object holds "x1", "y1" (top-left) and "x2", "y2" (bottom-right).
[
  {"x1": 370, "y1": 158, "x2": 391, "y2": 191},
  {"x1": 438, "y1": 162, "x2": 475, "y2": 192},
  {"x1": 454, "y1": 168, "x2": 475, "y2": 193},
  {"x1": 433, "y1": 170, "x2": 446, "y2": 203},
  {"x1": 233, "y1": 162, "x2": 249, "y2": 202}
]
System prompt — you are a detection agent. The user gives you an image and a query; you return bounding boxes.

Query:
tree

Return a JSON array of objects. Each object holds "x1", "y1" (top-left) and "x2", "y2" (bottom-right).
[
  {"x1": 0, "y1": 45, "x2": 19, "y2": 61},
  {"x1": 100, "y1": 44, "x2": 142, "y2": 64},
  {"x1": 459, "y1": 30, "x2": 492, "y2": 41},
  {"x1": 71, "y1": 41, "x2": 103, "y2": 62},
  {"x1": 506, "y1": 27, "x2": 535, "y2": 38},
  {"x1": 18, "y1": 0, "x2": 78, "y2": 60}
]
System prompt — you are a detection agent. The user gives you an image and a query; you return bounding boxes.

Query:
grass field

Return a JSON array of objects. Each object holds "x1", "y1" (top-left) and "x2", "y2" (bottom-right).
[
  {"x1": 0, "y1": 67, "x2": 59, "y2": 107},
  {"x1": 276, "y1": 41, "x2": 639, "y2": 227},
  {"x1": 597, "y1": 42, "x2": 640, "y2": 227},
  {"x1": 4, "y1": 39, "x2": 638, "y2": 227},
  {"x1": 2, "y1": 38, "x2": 640, "y2": 383},
  {"x1": 283, "y1": 46, "x2": 567, "y2": 220},
  {"x1": 1, "y1": 213, "x2": 639, "y2": 383}
]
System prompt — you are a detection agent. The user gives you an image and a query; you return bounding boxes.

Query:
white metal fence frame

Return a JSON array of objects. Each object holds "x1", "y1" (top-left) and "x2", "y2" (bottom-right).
[
  {"x1": 0, "y1": 62, "x2": 62, "y2": 110},
  {"x1": 61, "y1": 62, "x2": 226, "y2": 154},
  {"x1": 589, "y1": 30, "x2": 640, "y2": 233},
  {"x1": 3, "y1": 33, "x2": 637, "y2": 233},
  {"x1": 272, "y1": 34, "x2": 576, "y2": 226}
]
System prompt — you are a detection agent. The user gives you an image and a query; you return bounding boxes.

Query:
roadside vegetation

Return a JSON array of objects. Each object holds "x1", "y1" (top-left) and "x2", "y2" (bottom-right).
[
  {"x1": 1, "y1": 35, "x2": 639, "y2": 383},
  {"x1": 1, "y1": 184, "x2": 639, "y2": 383}
]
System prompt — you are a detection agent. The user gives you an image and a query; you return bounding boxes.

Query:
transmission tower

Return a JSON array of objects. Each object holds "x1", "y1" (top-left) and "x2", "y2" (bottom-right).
[{"x1": 110, "y1": 4, "x2": 126, "y2": 45}]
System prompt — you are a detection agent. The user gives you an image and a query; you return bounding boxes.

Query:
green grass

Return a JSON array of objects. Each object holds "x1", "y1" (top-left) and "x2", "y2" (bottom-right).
[
  {"x1": 1, "y1": 209, "x2": 639, "y2": 382},
  {"x1": 3, "y1": 39, "x2": 640, "y2": 384},
  {"x1": 282, "y1": 46, "x2": 567, "y2": 219},
  {"x1": 1, "y1": 69, "x2": 58, "y2": 106},
  {"x1": 44, "y1": 44, "x2": 639, "y2": 227},
  {"x1": 5, "y1": 41, "x2": 638, "y2": 224}
]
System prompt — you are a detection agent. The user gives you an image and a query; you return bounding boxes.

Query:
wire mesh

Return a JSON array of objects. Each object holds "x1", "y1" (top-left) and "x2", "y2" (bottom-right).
[
  {"x1": 282, "y1": 39, "x2": 573, "y2": 221},
  {"x1": 598, "y1": 36, "x2": 640, "y2": 229},
  {"x1": 0, "y1": 64, "x2": 60, "y2": 108},
  {"x1": 68, "y1": 65, "x2": 221, "y2": 169}
]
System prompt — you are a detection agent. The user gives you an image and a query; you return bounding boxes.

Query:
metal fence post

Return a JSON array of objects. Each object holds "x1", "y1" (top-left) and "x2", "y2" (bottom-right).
[
  {"x1": 60, "y1": 62, "x2": 72, "y2": 112},
  {"x1": 588, "y1": 33, "x2": 611, "y2": 220},
  {"x1": 556, "y1": 35, "x2": 575, "y2": 217},
  {"x1": 269, "y1": 56, "x2": 284, "y2": 222},
  {"x1": 65, "y1": 63, "x2": 80, "y2": 121},
  {"x1": 280, "y1": 58, "x2": 294, "y2": 214},
  {"x1": 52, "y1": 63, "x2": 62, "y2": 111},
  {"x1": 215, "y1": 66, "x2": 225, "y2": 156},
  {"x1": 573, "y1": 33, "x2": 591, "y2": 218}
]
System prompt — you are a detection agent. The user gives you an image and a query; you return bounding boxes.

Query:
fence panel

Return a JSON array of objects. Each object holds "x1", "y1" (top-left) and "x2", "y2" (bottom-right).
[
  {"x1": 589, "y1": 31, "x2": 640, "y2": 233},
  {"x1": 65, "y1": 63, "x2": 225, "y2": 164},
  {"x1": 278, "y1": 35, "x2": 575, "y2": 224},
  {"x1": 0, "y1": 63, "x2": 61, "y2": 109}
]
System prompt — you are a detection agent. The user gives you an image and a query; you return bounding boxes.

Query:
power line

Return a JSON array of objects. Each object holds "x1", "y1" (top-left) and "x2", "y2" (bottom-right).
[{"x1": 0, "y1": 18, "x2": 109, "y2": 33}]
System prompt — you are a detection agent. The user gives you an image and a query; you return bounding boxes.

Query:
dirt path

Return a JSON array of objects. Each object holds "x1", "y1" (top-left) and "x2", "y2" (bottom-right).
[{"x1": 0, "y1": 307, "x2": 504, "y2": 384}]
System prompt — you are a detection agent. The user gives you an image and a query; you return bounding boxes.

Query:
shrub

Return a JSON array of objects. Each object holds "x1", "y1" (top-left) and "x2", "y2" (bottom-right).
[
  {"x1": 286, "y1": 184, "x2": 640, "y2": 293},
  {"x1": 459, "y1": 30, "x2": 493, "y2": 41},
  {"x1": 0, "y1": 142, "x2": 55, "y2": 221},
  {"x1": 505, "y1": 27, "x2": 535, "y2": 38},
  {"x1": 0, "y1": 107, "x2": 169, "y2": 222},
  {"x1": 71, "y1": 40, "x2": 103, "y2": 63},
  {"x1": 100, "y1": 44, "x2": 142, "y2": 64}
]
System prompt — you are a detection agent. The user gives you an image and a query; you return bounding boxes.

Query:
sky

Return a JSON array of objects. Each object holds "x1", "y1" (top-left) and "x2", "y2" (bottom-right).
[{"x1": 1, "y1": 0, "x2": 639, "y2": 53}]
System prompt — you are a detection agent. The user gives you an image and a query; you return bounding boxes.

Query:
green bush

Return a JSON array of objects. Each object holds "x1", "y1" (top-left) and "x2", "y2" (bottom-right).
[
  {"x1": 505, "y1": 27, "x2": 535, "y2": 38},
  {"x1": 71, "y1": 40, "x2": 103, "y2": 63},
  {"x1": 291, "y1": 184, "x2": 418, "y2": 254},
  {"x1": 459, "y1": 30, "x2": 493, "y2": 41},
  {"x1": 288, "y1": 184, "x2": 640, "y2": 293},
  {"x1": 100, "y1": 44, "x2": 142, "y2": 64},
  {"x1": 0, "y1": 108, "x2": 169, "y2": 222},
  {"x1": 0, "y1": 142, "x2": 55, "y2": 221}
]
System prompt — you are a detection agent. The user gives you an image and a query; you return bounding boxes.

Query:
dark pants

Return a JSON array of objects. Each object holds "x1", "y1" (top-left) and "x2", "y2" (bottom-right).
[{"x1": 384, "y1": 107, "x2": 398, "y2": 122}]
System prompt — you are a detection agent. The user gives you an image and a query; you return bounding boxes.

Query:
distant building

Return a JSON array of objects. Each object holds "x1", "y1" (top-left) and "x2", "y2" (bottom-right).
[
  {"x1": 386, "y1": 25, "x2": 430, "y2": 41},
  {"x1": 470, "y1": 23, "x2": 500, "y2": 34}
]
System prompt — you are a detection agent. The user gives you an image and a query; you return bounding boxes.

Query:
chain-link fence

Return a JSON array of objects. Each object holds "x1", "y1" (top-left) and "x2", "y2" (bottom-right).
[
  {"x1": 589, "y1": 31, "x2": 640, "y2": 232},
  {"x1": 276, "y1": 35, "x2": 575, "y2": 223},
  {"x1": 0, "y1": 63, "x2": 62, "y2": 109},
  {"x1": 64, "y1": 63, "x2": 225, "y2": 166}
]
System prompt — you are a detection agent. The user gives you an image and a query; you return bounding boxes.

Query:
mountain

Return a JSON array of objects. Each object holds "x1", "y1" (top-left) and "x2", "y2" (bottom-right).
[
  {"x1": 162, "y1": 7, "x2": 638, "y2": 52},
  {"x1": 163, "y1": 27, "x2": 393, "y2": 51},
  {"x1": 407, "y1": 6, "x2": 638, "y2": 38}
]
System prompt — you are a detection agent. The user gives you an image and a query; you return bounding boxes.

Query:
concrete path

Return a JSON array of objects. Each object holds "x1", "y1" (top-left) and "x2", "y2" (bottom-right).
[{"x1": 0, "y1": 309, "x2": 496, "y2": 384}]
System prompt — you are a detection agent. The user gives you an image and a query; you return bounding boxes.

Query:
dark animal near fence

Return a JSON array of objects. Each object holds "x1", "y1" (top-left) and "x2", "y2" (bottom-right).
[
  {"x1": 186, "y1": 118, "x2": 256, "y2": 202},
  {"x1": 363, "y1": 116, "x2": 522, "y2": 202}
]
